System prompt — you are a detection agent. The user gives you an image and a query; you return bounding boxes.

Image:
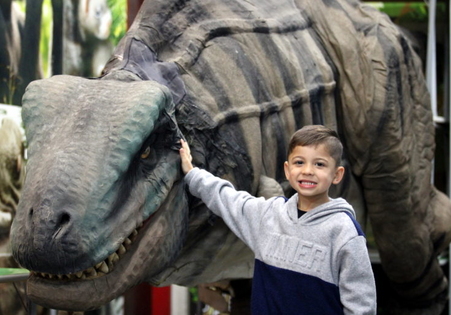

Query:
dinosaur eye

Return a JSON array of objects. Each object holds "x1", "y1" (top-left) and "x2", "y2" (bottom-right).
[{"x1": 140, "y1": 147, "x2": 151, "y2": 159}]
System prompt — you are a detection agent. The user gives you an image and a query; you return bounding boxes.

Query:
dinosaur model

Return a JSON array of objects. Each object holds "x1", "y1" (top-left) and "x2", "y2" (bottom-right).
[
  {"x1": 0, "y1": 115, "x2": 26, "y2": 315},
  {"x1": 10, "y1": 0, "x2": 451, "y2": 313}
]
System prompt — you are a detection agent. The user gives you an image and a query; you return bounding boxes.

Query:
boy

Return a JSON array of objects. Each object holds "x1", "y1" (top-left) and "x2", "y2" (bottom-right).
[{"x1": 179, "y1": 125, "x2": 376, "y2": 314}]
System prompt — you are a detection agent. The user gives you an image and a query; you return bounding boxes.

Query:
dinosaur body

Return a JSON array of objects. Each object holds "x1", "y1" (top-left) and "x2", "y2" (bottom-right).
[{"x1": 10, "y1": 0, "x2": 451, "y2": 313}]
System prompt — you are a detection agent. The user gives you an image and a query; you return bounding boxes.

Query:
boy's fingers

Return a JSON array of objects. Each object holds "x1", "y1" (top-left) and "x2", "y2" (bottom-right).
[
  {"x1": 179, "y1": 139, "x2": 192, "y2": 162},
  {"x1": 179, "y1": 140, "x2": 186, "y2": 152},
  {"x1": 181, "y1": 139, "x2": 190, "y2": 155}
]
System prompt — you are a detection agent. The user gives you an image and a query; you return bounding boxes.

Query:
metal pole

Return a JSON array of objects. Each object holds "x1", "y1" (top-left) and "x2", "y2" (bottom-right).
[
  {"x1": 426, "y1": 0, "x2": 437, "y2": 118},
  {"x1": 171, "y1": 285, "x2": 190, "y2": 315}
]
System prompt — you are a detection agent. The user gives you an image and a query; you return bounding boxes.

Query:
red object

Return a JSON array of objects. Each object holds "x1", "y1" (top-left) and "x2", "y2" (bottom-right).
[
  {"x1": 124, "y1": 284, "x2": 171, "y2": 314},
  {"x1": 151, "y1": 286, "x2": 171, "y2": 315}
]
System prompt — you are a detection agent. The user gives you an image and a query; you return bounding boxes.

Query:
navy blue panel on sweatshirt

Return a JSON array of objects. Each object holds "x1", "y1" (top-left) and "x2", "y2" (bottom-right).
[{"x1": 251, "y1": 259, "x2": 344, "y2": 315}]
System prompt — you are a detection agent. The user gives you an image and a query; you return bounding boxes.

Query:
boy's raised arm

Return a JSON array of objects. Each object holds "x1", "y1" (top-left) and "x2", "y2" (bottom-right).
[{"x1": 179, "y1": 139, "x2": 194, "y2": 175}]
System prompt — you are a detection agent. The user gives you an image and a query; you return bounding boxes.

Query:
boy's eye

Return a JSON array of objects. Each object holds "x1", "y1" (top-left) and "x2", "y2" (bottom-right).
[
  {"x1": 294, "y1": 161, "x2": 303, "y2": 165},
  {"x1": 315, "y1": 162, "x2": 325, "y2": 167}
]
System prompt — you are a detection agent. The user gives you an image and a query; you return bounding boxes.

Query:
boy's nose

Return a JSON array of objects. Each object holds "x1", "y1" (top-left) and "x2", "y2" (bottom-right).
[{"x1": 302, "y1": 164, "x2": 314, "y2": 175}]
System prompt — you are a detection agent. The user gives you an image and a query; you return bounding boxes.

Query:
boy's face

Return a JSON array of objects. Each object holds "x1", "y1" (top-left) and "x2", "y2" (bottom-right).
[{"x1": 284, "y1": 144, "x2": 344, "y2": 209}]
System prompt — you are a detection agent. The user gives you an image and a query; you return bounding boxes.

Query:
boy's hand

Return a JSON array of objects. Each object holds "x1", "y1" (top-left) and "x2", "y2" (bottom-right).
[{"x1": 179, "y1": 139, "x2": 194, "y2": 174}]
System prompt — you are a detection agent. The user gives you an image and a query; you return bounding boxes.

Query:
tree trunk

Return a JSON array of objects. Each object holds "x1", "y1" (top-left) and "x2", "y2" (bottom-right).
[
  {"x1": 51, "y1": 0, "x2": 63, "y2": 75},
  {"x1": 14, "y1": 0, "x2": 42, "y2": 105}
]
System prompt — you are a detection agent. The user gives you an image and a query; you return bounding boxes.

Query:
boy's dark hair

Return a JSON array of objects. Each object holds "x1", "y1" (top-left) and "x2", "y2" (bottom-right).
[{"x1": 287, "y1": 125, "x2": 343, "y2": 166}]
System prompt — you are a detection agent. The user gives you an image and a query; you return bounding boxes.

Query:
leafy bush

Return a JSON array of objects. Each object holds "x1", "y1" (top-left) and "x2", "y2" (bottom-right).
[{"x1": 108, "y1": 0, "x2": 127, "y2": 46}]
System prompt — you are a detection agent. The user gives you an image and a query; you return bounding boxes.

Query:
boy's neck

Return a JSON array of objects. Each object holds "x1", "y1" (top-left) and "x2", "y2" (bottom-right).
[{"x1": 297, "y1": 194, "x2": 331, "y2": 211}]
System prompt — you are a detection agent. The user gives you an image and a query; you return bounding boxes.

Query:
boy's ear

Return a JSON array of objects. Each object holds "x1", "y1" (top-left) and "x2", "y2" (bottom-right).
[
  {"x1": 332, "y1": 166, "x2": 345, "y2": 185},
  {"x1": 283, "y1": 161, "x2": 289, "y2": 180}
]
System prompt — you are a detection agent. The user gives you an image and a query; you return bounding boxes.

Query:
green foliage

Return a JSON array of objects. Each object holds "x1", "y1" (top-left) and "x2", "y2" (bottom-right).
[
  {"x1": 368, "y1": 2, "x2": 446, "y2": 24},
  {"x1": 189, "y1": 287, "x2": 199, "y2": 303},
  {"x1": 15, "y1": 0, "x2": 52, "y2": 78},
  {"x1": 40, "y1": 0, "x2": 53, "y2": 78},
  {"x1": 107, "y1": 0, "x2": 127, "y2": 46},
  {"x1": 17, "y1": 0, "x2": 126, "y2": 78},
  {"x1": 15, "y1": 0, "x2": 25, "y2": 12}
]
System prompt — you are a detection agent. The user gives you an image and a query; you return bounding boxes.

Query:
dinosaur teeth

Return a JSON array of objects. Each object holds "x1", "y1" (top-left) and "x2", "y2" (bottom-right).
[
  {"x1": 129, "y1": 229, "x2": 138, "y2": 243},
  {"x1": 33, "y1": 225, "x2": 141, "y2": 281},
  {"x1": 108, "y1": 252, "x2": 119, "y2": 266},
  {"x1": 86, "y1": 267, "x2": 98, "y2": 277},
  {"x1": 117, "y1": 244, "x2": 126, "y2": 256},
  {"x1": 66, "y1": 274, "x2": 76, "y2": 280},
  {"x1": 124, "y1": 237, "x2": 132, "y2": 247},
  {"x1": 97, "y1": 261, "x2": 109, "y2": 273}
]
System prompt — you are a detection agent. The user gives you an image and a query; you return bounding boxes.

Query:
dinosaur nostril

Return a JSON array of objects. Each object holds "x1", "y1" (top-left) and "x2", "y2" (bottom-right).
[
  {"x1": 59, "y1": 213, "x2": 71, "y2": 226},
  {"x1": 53, "y1": 213, "x2": 71, "y2": 239}
]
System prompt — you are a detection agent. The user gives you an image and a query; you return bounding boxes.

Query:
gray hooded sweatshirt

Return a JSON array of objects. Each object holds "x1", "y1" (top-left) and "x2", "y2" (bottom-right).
[{"x1": 185, "y1": 167, "x2": 376, "y2": 314}]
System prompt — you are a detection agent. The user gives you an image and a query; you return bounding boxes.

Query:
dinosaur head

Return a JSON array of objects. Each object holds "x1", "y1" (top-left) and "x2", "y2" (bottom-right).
[{"x1": 10, "y1": 75, "x2": 188, "y2": 310}]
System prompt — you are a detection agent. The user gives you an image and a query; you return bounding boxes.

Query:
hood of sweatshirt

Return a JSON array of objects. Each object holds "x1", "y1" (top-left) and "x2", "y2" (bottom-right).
[{"x1": 285, "y1": 195, "x2": 355, "y2": 225}]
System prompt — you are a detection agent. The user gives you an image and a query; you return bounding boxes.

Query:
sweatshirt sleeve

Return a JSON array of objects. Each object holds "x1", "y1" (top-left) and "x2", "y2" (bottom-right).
[
  {"x1": 185, "y1": 167, "x2": 270, "y2": 250},
  {"x1": 338, "y1": 236, "x2": 377, "y2": 315}
]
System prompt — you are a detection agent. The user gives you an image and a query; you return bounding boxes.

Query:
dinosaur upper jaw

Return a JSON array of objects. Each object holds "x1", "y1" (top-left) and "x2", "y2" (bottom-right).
[{"x1": 25, "y1": 181, "x2": 188, "y2": 311}]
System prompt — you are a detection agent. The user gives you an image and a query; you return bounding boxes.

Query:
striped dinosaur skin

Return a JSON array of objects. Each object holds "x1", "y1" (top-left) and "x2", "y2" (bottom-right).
[{"x1": 9, "y1": 0, "x2": 451, "y2": 313}]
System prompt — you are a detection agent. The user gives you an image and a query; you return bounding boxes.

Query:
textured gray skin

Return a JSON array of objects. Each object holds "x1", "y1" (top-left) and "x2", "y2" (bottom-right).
[{"x1": 9, "y1": 0, "x2": 451, "y2": 313}]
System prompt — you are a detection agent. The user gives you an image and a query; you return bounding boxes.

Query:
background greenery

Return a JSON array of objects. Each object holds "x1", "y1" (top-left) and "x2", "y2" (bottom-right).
[
  {"x1": 16, "y1": 0, "x2": 127, "y2": 78},
  {"x1": 368, "y1": 1, "x2": 446, "y2": 23},
  {"x1": 107, "y1": 0, "x2": 127, "y2": 46}
]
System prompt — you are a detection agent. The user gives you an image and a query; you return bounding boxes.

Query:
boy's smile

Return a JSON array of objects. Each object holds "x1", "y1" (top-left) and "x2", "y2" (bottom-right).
[
  {"x1": 284, "y1": 144, "x2": 344, "y2": 211},
  {"x1": 298, "y1": 180, "x2": 319, "y2": 189}
]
